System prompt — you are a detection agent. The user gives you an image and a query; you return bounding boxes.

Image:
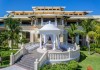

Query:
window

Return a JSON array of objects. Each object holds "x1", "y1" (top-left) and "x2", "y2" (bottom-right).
[
  {"x1": 20, "y1": 13, "x2": 23, "y2": 15},
  {"x1": 45, "y1": 9, "x2": 48, "y2": 10},
  {"x1": 38, "y1": 34, "x2": 40, "y2": 38},
  {"x1": 22, "y1": 20, "x2": 31, "y2": 26},
  {"x1": 74, "y1": 14, "x2": 78, "y2": 15},
  {"x1": 49, "y1": 9, "x2": 52, "y2": 10},
  {"x1": 26, "y1": 32, "x2": 30, "y2": 38},
  {"x1": 16, "y1": 13, "x2": 19, "y2": 15},
  {"x1": 0, "y1": 22, "x2": 4, "y2": 27},
  {"x1": 53, "y1": 9, "x2": 56, "y2": 10}
]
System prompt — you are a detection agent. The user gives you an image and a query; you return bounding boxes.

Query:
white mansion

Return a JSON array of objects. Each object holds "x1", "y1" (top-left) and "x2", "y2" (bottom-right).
[
  {"x1": 0, "y1": 6, "x2": 100, "y2": 46},
  {"x1": 0, "y1": 6, "x2": 100, "y2": 70}
]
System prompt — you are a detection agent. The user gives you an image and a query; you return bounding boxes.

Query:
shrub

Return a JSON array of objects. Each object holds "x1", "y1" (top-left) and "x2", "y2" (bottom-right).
[
  {"x1": 67, "y1": 60, "x2": 78, "y2": 70},
  {"x1": 80, "y1": 46, "x2": 88, "y2": 51},
  {"x1": 40, "y1": 60, "x2": 78, "y2": 70},
  {"x1": 95, "y1": 48, "x2": 100, "y2": 54},
  {"x1": 90, "y1": 43, "x2": 96, "y2": 51},
  {"x1": 79, "y1": 52, "x2": 87, "y2": 62}
]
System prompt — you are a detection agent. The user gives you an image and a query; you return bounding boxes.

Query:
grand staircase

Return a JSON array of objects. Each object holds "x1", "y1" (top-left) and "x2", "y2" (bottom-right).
[{"x1": 16, "y1": 49, "x2": 42, "y2": 70}]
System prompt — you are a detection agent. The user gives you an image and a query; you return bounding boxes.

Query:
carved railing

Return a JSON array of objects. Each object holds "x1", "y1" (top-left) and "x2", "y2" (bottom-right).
[
  {"x1": 10, "y1": 47, "x2": 27, "y2": 65},
  {"x1": 38, "y1": 51, "x2": 48, "y2": 67},
  {"x1": 34, "y1": 44, "x2": 80, "y2": 70},
  {"x1": 34, "y1": 51, "x2": 48, "y2": 70},
  {"x1": 48, "y1": 51, "x2": 69, "y2": 61}
]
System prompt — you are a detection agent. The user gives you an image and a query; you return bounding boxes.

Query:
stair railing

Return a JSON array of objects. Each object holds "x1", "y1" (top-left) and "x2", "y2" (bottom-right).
[{"x1": 10, "y1": 46, "x2": 27, "y2": 65}]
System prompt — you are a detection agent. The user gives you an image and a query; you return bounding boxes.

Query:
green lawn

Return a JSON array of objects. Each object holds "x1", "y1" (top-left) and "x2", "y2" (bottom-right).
[
  {"x1": 0, "y1": 50, "x2": 17, "y2": 68},
  {"x1": 79, "y1": 51, "x2": 100, "y2": 70}
]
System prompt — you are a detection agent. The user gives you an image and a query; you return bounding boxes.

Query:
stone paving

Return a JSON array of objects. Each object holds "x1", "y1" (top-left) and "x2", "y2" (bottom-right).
[{"x1": 0, "y1": 65, "x2": 27, "y2": 70}]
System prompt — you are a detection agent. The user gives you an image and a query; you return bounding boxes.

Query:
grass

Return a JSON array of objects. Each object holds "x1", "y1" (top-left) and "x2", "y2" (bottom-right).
[
  {"x1": 0, "y1": 49, "x2": 17, "y2": 68},
  {"x1": 79, "y1": 51, "x2": 100, "y2": 70}
]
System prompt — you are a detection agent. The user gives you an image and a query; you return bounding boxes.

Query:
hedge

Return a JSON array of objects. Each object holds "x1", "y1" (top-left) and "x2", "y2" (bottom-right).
[{"x1": 40, "y1": 60, "x2": 78, "y2": 70}]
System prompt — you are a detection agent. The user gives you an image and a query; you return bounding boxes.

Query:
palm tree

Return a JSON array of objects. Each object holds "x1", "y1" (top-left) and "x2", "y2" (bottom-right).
[
  {"x1": 4, "y1": 18, "x2": 22, "y2": 49},
  {"x1": 65, "y1": 24, "x2": 83, "y2": 44},
  {"x1": 81, "y1": 19, "x2": 99, "y2": 54},
  {"x1": 88, "y1": 23, "x2": 100, "y2": 48}
]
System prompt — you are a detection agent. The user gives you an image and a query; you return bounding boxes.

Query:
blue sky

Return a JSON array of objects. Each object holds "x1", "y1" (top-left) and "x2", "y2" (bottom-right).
[{"x1": 0, "y1": 0, "x2": 100, "y2": 17}]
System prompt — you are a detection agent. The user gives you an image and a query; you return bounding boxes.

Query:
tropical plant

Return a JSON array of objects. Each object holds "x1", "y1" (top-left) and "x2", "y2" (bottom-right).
[
  {"x1": 65, "y1": 24, "x2": 83, "y2": 44},
  {"x1": 40, "y1": 60, "x2": 78, "y2": 70},
  {"x1": 0, "y1": 31, "x2": 8, "y2": 49},
  {"x1": 81, "y1": 19, "x2": 99, "y2": 54},
  {"x1": 4, "y1": 18, "x2": 22, "y2": 49}
]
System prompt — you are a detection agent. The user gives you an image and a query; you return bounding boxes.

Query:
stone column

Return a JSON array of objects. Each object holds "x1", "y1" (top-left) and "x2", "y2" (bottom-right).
[
  {"x1": 76, "y1": 35, "x2": 79, "y2": 44},
  {"x1": 34, "y1": 59, "x2": 39, "y2": 70},
  {"x1": 68, "y1": 47, "x2": 71, "y2": 59},
  {"x1": 31, "y1": 18, "x2": 33, "y2": 25},
  {"x1": 41, "y1": 17, "x2": 43, "y2": 26},
  {"x1": 57, "y1": 34, "x2": 60, "y2": 49},
  {"x1": 20, "y1": 19, "x2": 22, "y2": 25},
  {"x1": 30, "y1": 32, "x2": 33, "y2": 42},
  {"x1": 76, "y1": 21, "x2": 79, "y2": 25},
  {"x1": 66, "y1": 31, "x2": 68, "y2": 45},
  {"x1": 19, "y1": 32, "x2": 23, "y2": 47},
  {"x1": 40, "y1": 34, "x2": 42, "y2": 48},
  {"x1": 55, "y1": 17, "x2": 57, "y2": 26},
  {"x1": 43, "y1": 34, "x2": 46, "y2": 50},
  {"x1": 10, "y1": 53, "x2": 14, "y2": 65},
  {"x1": 34, "y1": 18, "x2": 37, "y2": 26},
  {"x1": 53, "y1": 34, "x2": 56, "y2": 50}
]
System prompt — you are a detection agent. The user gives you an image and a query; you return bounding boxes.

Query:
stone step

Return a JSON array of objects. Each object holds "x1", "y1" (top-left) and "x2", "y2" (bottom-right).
[
  {"x1": 16, "y1": 49, "x2": 43, "y2": 70},
  {"x1": 17, "y1": 62, "x2": 34, "y2": 70},
  {"x1": 19, "y1": 61, "x2": 35, "y2": 66}
]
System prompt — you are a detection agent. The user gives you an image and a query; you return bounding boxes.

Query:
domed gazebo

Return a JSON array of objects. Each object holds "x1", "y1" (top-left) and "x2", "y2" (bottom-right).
[{"x1": 39, "y1": 21, "x2": 61, "y2": 50}]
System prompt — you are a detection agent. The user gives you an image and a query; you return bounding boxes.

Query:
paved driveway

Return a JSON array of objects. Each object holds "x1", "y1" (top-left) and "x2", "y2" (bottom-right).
[{"x1": 0, "y1": 65, "x2": 27, "y2": 70}]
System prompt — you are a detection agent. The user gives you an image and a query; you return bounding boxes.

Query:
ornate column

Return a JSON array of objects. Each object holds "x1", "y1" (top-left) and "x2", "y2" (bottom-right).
[
  {"x1": 66, "y1": 31, "x2": 68, "y2": 45},
  {"x1": 19, "y1": 32, "x2": 23, "y2": 47},
  {"x1": 40, "y1": 34, "x2": 42, "y2": 48},
  {"x1": 30, "y1": 31, "x2": 33, "y2": 42},
  {"x1": 43, "y1": 34, "x2": 46, "y2": 50},
  {"x1": 76, "y1": 21, "x2": 79, "y2": 25},
  {"x1": 31, "y1": 18, "x2": 33, "y2": 25},
  {"x1": 34, "y1": 18, "x2": 37, "y2": 26},
  {"x1": 76, "y1": 35, "x2": 79, "y2": 44},
  {"x1": 53, "y1": 34, "x2": 56, "y2": 50},
  {"x1": 20, "y1": 19, "x2": 22, "y2": 25},
  {"x1": 41, "y1": 17, "x2": 43, "y2": 26},
  {"x1": 57, "y1": 34, "x2": 60, "y2": 49},
  {"x1": 55, "y1": 17, "x2": 57, "y2": 26}
]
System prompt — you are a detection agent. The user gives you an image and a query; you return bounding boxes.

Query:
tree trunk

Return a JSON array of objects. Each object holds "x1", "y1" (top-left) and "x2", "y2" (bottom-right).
[
  {"x1": 72, "y1": 37, "x2": 74, "y2": 44},
  {"x1": 86, "y1": 35, "x2": 90, "y2": 55},
  {"x1": 86, "y1": 35, "x2": 90, "y2": 47},
  {"x1": 8, "y1": 40, "x2": 12, "y2": 48}
]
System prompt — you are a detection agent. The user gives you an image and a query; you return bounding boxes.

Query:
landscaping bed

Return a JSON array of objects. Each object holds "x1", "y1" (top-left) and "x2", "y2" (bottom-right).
[
  {"x1": 40, "y1": 60, "x2": 78, "y2": 70},
  {"x1": 0, "y1": 49, "x2": 17, "y2": 68}
]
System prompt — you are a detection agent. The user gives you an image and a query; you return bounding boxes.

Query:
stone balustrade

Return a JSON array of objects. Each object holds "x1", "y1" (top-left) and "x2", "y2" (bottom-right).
[
  {"x1": 34, "y1": 44, "x2": 80, "y2": 70},
  {"x1": 10, "y1": 46, "x2": 27, "y2": 65}
]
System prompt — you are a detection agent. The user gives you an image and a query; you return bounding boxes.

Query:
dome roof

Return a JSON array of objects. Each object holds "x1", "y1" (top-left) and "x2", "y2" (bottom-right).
[
  {"x1": 39, "y1": 24, "x2": 61, "y2": 34},
  {"x1": 40, "y1": 24, "x2": 60, "y2": 31}
]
